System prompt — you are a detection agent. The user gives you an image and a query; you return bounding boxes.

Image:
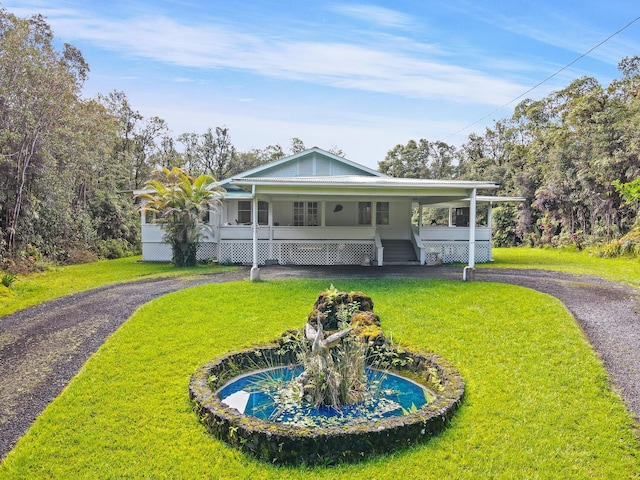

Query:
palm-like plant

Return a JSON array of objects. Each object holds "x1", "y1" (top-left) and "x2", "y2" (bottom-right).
[{"x1": 136, "y1": 167, "x2": 225, "y2": 266}]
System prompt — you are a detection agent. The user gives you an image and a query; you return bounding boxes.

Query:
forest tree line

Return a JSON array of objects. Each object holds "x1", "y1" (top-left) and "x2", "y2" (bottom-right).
[
  {"x1": 1, "y1": 10, "x2": 639, "y2": 271},
  {"x1": 378, "y1": 60, "x2": 640, "y2": 250}
]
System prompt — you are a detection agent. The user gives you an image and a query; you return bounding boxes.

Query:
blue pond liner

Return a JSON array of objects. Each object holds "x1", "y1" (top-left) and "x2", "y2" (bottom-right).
[{"x1": 217, "y1": 365, "x2": 430, "y2": 427}]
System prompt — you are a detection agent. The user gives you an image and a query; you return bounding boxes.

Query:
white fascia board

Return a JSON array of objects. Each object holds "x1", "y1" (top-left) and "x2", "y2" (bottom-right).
[
  {"x1": 476, "y1": 195, "x2": 527, "y2": 203},
  {"x1": 232, "y1": 177, "x2": 498, "y2": 190},
  {"x1": 221, "y1": 147, "x2": 387, "y2": 184}
]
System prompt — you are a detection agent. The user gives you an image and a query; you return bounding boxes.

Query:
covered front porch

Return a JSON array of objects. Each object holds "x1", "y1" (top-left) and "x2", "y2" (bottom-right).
[{"x1": 212, "y1": 178, "x2": 503, "y2": 268}]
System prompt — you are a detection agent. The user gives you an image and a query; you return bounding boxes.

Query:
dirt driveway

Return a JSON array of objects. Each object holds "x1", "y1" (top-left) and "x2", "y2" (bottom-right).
[{"x1": 1, "y1": 265, "x2": 638, "y2": 459}]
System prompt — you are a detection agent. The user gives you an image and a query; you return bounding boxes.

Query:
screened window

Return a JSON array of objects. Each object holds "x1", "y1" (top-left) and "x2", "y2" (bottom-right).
[
  {"x1": 376, "y1": 202, "x2": 389, "y2": 225},
  {"x1": 237, "y1": 200, "x2": 269, "y2": 224},
  {"x1": 258, "y1": 201, "x2": 269, "y2": 225},
  {"x1": 455, "y1": 207, "x2": 470, "y2": 227},
  {"x1": 293, "y1": 201, "x2": 318, "y2": 226},
  {"x1": 237, "y1": 201, "x2": 251, "y2": 224},
  {"x1": 358, "y1": 202, "x2": 371, "y2": 225}
]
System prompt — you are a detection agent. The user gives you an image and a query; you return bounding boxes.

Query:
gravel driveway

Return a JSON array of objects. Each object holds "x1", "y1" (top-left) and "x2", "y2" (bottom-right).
[{"x1": 1, "y1": 265, "x2": 638, "y2": 460}]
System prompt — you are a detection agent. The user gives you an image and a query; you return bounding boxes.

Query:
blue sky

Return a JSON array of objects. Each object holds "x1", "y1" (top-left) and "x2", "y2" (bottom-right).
[{"x1": 4, "y1": 0, "x2": 640, "y2": 168}]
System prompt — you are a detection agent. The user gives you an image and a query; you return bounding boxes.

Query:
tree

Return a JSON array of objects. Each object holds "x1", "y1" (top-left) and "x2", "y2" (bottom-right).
[
  {"x1": 176, "y1": 127, "x2": 238, "y2": 180},
  {"x1": 201, "y1": 127, "x2": 236, "y2": 180},
  {"x1": 290, "y1": 137, "x2": 306, "y2": 154},
  {"x1": 0, "y1": 10, "x2": 89, "y2": 254},
  {"x1": 136, "y1": 167, "x2": 225, "y2": 266},
  {"x1": 378, "y1": 140, "x2": 430, "y2": 178},
  {"x1": 378, "y1": 139, "x2": 457, "y2": 179},
  {"x1": 613, "y1": 177, "x2": 640, "y2": 203}
]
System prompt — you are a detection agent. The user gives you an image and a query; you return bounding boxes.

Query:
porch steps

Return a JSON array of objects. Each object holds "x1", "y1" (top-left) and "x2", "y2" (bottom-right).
[{"x1": 382, "y1": 240, "x2": 420, "y2": 265}]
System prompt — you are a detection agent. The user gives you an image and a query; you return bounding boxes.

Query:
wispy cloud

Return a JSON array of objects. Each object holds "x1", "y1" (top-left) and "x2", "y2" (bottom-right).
[
  {"x1": 330, "y1": 4, "x2": 414, "y2": 29},
  {"x1": 475, "y1": 6, "x2": 640, "y2": 68},
  {"x1": 45, "y1": 9, "x2": 526, "y2": 106}
]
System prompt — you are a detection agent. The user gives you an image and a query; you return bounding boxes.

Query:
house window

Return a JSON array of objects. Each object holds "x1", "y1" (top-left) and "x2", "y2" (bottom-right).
[
  {"x1": 376, "y1": 202, "x2": 389, "y2": 225},
  {"x1": 358, "y1": 202, "x2": 371, "y2": 225},
  {"x1": 455, "y1": 207, "x2": 470, "y2": 227},
  {"x1": 237, "y1": 201, "x2": 251, "y2": 224},
  {"x1": 258, "y1": 201, "x2": 269, "y2": 225},
  {"x1": 293, "y1": 201, "x2": 318, "y2": 226},
  {"x1": 237, "y1": 200, "x2": 269, "y2": 225}
]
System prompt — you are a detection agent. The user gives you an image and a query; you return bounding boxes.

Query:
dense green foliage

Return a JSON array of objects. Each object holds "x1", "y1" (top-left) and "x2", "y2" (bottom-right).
[
  {"x1": 0, "y1": 11, "x2": 326, "y2": 268},
  {"x1": 0, "y1": 11, "x2": 140, "y2": 266},
  {"x1": 379, "y1": 59, "x2": 640, "y2": 251},
  {"x1": 1, "y1": 280, "x2": 638, "y2": 478}
]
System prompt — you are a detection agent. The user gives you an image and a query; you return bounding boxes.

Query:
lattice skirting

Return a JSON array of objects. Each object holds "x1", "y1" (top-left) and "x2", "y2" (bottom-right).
[
  {"x1": 423, "y1": 241, "x2": 490, "y2": 263},
  {"x1": 218, "y1": 241, "x2": 374, "y2": 266},
  {"x1": 142, "y1": 243, "x2": 172, "y2": 262},
  {"x1": 142, "y1": 242, "x2": 218, "y2": 262},
  {"x1": 197, "y1": 243, "x2": 218, "y2": 261},
  {"x1": 282, "y1": 242, "x2": 374, "y2": 265},
  {"x1": 142, "y1": 240, "x2": 487, "y2": 265}
]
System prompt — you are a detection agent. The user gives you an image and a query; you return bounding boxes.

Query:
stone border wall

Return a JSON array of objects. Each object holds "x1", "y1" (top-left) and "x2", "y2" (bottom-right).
[{"x1": 189, "y1": 342, "x2": 464, "y2": 465}]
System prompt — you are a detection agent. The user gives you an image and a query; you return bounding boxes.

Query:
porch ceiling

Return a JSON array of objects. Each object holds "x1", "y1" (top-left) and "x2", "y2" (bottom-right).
[{"x1": 419, "y1": 195, "x2": 526, "y2": 207}]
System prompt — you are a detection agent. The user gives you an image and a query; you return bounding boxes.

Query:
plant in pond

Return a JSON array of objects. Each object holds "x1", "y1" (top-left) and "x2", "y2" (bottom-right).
[
  {"x1": 230, "y1": 287, "x2": 394, "y2": 415},
  {"x1": 283, "y1": 286, "x2": 391, "y2": 410},
  {"x1": 295, "y1": 322, "x2": 367, "y2": 408}
]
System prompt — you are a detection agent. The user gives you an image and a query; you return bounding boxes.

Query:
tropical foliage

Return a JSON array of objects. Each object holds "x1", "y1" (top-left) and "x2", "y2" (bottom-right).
[
  {"x1": 136, "y1": 167, "x2": 224, "y2": 267},
  {"x1": 2, "y1": 6, "x2": 640, "y2": 269},
  {"x1": 0, "y1": 11, "x2": 140, "y2": 268},
  {"x1": 379, "y1": 58, "x2": 640, "y2": 252}
]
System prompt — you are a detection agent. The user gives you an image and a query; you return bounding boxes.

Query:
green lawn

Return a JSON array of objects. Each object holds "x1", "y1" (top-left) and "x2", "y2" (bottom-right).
[
  {"x1": 1, "y1": 279, "x2": 638, "y2": 479},
  {"x1": 487, "y1": 247, "x2": 640, "y2": 287},
  {"x1": 0, "y1": 256, "x2": 236, "y2": 317},
  {"x1": 2, "y1": 247, "x2": 639, "y2": 319}
]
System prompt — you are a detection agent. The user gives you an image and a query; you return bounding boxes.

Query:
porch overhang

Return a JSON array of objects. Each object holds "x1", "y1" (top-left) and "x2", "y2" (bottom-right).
[{"x1": 230, "y1": 176, "x2": 500, "y2": 200}]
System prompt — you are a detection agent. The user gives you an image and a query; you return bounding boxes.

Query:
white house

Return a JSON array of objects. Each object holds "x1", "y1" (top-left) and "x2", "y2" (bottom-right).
[{"x1": 138, "y1": 148, "x2": 522, "y2": 279}]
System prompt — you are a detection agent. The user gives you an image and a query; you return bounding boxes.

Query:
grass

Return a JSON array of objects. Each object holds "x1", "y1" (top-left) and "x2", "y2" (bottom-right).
[
  {"x1": 2, "y1": 246, "x2": 638, "y2": 319},
  {"x1": 0, "y1": 256, "x2": 236, "y2": 317},
  {"x1": 1, "y1": 279, "x2": 638, "y2": 479},
  {"x1": 486, "y1": 247, "x2": 640, "y2": 287}
]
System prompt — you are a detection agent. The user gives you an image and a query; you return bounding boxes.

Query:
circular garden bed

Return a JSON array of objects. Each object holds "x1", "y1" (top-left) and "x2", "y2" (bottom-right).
[{"x1": 189, "y1": 339, "x2": 464, "y2": 465}]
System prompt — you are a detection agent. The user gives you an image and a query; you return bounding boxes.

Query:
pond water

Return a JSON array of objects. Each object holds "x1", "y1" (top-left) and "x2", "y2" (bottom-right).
[{"x1": 217, "y1": 365, "x2": 431, "y2": 427}]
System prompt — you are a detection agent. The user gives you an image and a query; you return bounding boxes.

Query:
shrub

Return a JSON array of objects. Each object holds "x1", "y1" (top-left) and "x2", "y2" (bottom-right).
[
  {"x1": 94, "y1": 238, "x2": 140, "y2": 260},
  {"x1": 2, "y1": 272, "x2": 17, "y2": 288},
  {"x1": 64, "y1": 248, "x2": 99, "y2": 265},
  {"x1": 492, "y1": 204, "x2": 521, "y2": 247},
  {"x1": 1, "y1": 251, "x2": 48, "y2": 275},
  {"x1": 595, "y1": 228, "x2": 640, "y2": 258}
]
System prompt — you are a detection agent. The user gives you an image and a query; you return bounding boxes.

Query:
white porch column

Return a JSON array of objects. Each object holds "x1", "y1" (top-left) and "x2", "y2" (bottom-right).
[
  {"x1": 464, "y1": 188, "x2": 477, "y2": 281},
  {"x1": 487, "y1": 201, "x2": 494, "y2": 261},
  {"x1": 250, "y1": 185, "x2": 260, "y2": 281},
  {"x1": 216, "y1": 201, "x2": 222, "y2": 263},
  {"x1": 268, "y1": 201, "x2": 274, "y2": 261},
  {"x1": 371, "y1": 201, "x2": 377, "y2": 227},
  {"x1": 448, "y1": 207, "x2": 453, "y2": 227}
]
